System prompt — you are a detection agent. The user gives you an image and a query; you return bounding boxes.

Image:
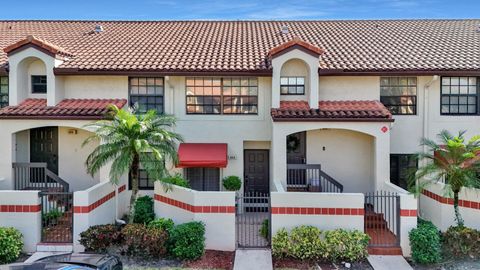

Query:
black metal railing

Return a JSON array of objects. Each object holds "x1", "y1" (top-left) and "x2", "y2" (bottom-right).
[
  {"x1": 236, "y1": 192, "x2": 271, "y2": 248},
  {"x1": 364, "y1": 191, "x2": 401, "y2": 247},
  {"x1": 286, "y1": 164, "x2": 343, "y2": 193},
  {"x1": 39, "y1": 191, "x2": 74, "y2": 243},
  {"x1": 13, "y1": 163, "x2": 69, "y2": 192}
]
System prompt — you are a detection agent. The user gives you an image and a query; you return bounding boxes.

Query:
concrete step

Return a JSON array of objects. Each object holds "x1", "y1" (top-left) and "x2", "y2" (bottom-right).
[
  {"x1": 368, "y1": 255, "x2": 413, "y2": 270},
  {"x1": 37, "y1": 243, "x2": 73, "y2": 252},
  {"x1": 234, "y1": 249, "x2": 272, "y2": 270}
]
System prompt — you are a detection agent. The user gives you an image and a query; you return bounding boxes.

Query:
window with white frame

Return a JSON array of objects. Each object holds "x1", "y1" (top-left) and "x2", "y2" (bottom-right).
[{"x1": 280, "y1": 76, "x2": 305, "y2": 95}]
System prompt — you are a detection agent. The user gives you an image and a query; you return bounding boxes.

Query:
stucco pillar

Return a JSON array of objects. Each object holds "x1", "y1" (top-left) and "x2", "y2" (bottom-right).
[
  {"x1": 271, "y1": 61, "x2": 281, "y2": 108},
  {"x1": 374, "y1": 126, "x2": 391, "y2": 191},
  {"x1": 271, "y1": 124, "x2": 287, "y2": 189},
  {"x1": 309, "y1": 66, "x2": 319, "y2": 109},
  {"x1": 0, "y1": 131, "x2": 14, "y2": 190}
]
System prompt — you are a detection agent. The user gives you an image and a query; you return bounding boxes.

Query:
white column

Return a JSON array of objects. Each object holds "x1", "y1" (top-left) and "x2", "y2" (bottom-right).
[
  {"x1": 0, "y1": 131, "x2": 14, "y2": 189},
  {"x1": 374, "y1": 127, "x2": 391, "y2": 191},
  {"x1": 309, "y1": 65, "x2": 319, "y2": 109},
  {"x1": 271, "y1": 124, "x2": 287, "y2": 189},
  {"x1": 271, "y1": 62, "x2": 281, "y2": 108}
]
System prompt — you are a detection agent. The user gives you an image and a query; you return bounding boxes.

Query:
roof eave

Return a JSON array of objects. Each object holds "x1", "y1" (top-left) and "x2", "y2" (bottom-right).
[{"x1": 271, "y1": 117, "x2": 395, "y2": 122}]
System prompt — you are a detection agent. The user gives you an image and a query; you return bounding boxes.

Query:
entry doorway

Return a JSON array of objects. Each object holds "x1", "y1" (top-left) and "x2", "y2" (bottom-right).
[{"x1": 243, "y1": 149, "x2": 269, "y2": 195}]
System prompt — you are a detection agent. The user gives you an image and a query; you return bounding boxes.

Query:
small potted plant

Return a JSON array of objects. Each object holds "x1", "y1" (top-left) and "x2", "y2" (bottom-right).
[{"x1": 222, "y1": 175, "x2": 242, "y2": 192}]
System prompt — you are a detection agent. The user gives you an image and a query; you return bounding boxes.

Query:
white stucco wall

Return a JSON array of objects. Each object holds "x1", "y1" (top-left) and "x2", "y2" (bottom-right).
[
  {"x1": 318, "y1": 76, "x2": 379, "y2": 101},
  {"x1": 306, "y1": 129, "x2": 374, "y2": 193},
  {"x1": 63, "y1": 76, "x2": 128, "y2": 99}
]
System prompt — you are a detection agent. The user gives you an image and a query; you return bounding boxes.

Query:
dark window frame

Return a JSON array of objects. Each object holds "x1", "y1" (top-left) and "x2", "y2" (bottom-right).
[
  {"x1": 128, "y1": 77, "x2": 165, "y2": 114},
  {"x1": 380, "y1": 77, "x2": 417, "y2": 115},
  {"x1": 0, "y1": 76, "x2": 8, "y2": 108},
  {"x1": 31, "y1": 75, "x2": 47, "y2": 94},
  {"x1": 390, "y1": 154, "x2": 417, "y2": 190},
  {"x1": 184, "y1": 167, "x2": 220, "y2": 191},
  {"x1": 128, "y1": 167, "x2": 155, "y2": 190},
  {"x1": 440, "y1": 76, "x2": 479, "y2": 116},
  {"x1": 280, "y1": 76, "x2": 306, "y2": 95},
  {"x1": 185, "y1": 77, "x2": 258, "y2": 115}
]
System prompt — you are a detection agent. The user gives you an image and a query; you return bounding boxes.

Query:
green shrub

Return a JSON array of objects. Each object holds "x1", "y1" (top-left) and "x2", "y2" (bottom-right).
[
  {"x1": 121, "y1": 224, "x2": 168, "y2": 258},
  {"x1": 79, "y1": 224, "x2": 122, "y2": 252},
  {"x1": 443, "y1": 226, "x2": 480, "y2": 259},
  {"x1": 148, "y1": 218, "x2": 175, "y2": 232},
  {"x1": 42, "y1": 209, "x2": 63, "y2": 225},
  {"x1": 323, "y1": 229, "x2": 369, "y2": 262},
  {"x1": 170, "y1": 221, "x2": 205, "y2": 260},
  {"x1": 162, "y1": 174, "x2": 190, "y2": 188},
  {"x1": 259, "y1": 219, "x2": 269, "y2": 240},
  {"x1": 0, "y1": 227, "x2": 23, "y2": 264},
  {"x1": 222, "y1": 176, "x2": 242, "y2": 191},
  {"x1": 133, "y1": 195, "x2": 155, "y2": 224},
  {"x1": 289, "y1": 225, "x2": 323, "y2": 260},
  {"x1": 272, "y1": 228, "x2": 290, "y2": 259},
  {"x1": 409, "y1": 220, "x2": 441, "y2": 264}
]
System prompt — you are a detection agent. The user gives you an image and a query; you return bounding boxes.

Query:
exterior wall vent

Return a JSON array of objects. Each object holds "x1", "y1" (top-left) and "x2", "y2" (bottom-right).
[
  {"x1": 281, "y1": 25, "x2": 289, "y2": 34},
  {"x1": 94, "y1": 25, "x2": 104, "y2": 33}
]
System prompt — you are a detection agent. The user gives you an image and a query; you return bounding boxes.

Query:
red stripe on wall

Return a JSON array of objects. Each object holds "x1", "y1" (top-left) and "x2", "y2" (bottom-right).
[
  {"x1": 0, "y1": 204, "x2": 41, "y2": 212},
  {"x1": 74, "y1": 191, "x2": 116, "y2": 214},
  {"x1": 422, "y1": 190, "x2": 480, "y2": 210},
  {"x1": 118, "y1": 184, "x2": 126, "y2": 193},
  {"x1": 271, "y1": 207, "x2": 365, "y2": 216},
  {"x1": 400, "y1": 209, "x2": 417, "y2": 217},
  {"x1": 154, "y1": 194, "x2": 235, "y2": 214}
]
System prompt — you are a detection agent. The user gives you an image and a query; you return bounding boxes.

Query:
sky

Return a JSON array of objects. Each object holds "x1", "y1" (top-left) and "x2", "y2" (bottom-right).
[{"x1": 1, "y1": 0, "x2": 479, "y2": 20}]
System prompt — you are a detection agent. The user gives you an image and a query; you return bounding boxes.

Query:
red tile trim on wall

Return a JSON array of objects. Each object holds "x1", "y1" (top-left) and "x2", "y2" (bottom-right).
[
  {"x1": 422, "y1": 190, "x2": 480, "y2": 210},
  {"x1": 154, "y1": 194, "x2": 235, "y2": 214},
  {"x1": 118, "y1": 184, "x2": 126, "y2": 193},
  {"x1": 271, "y1": 207, "x2": 365, "y2": 216},
  {"x1": 74, "y1": 191, "x2": 116, "y2": 214},
  {"x1": 0, "y1": 204, "x2": 41, "y2": 212},
  {"x1": 400, "y1": 209, "x2": 417, "y2": 217}
]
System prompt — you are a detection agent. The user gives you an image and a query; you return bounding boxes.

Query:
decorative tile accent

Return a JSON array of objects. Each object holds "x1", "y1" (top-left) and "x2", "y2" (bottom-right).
[
  {"x1": 381, "y1": 126, "x2": 389, "y2": 133},
  {"x1": 74, "y1": 191, "x2": 115, "y2": 214},
  {"x1": 400, "y1": 209, "x2": 417, "y2": 217},
  {"x1": 422, "y1": 190, "x2": 480, "y2": 210},
  {"x1": 271, "y1": 207, "x2": 365, "y2": 216},
  {"x1": 118, "y1": 184, "x2": 126, "y2": 193},
  {"x1": 0, "y1": 204, "x2": 41, "y2": 212},
  {"x1": 154, "y1": 194, "x2": 235, "y2": 214}
]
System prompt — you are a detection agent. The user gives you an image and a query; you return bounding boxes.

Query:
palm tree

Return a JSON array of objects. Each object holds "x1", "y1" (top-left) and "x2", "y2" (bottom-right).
[
  {"x1": 412, "y1": 130, "x2": 480, "y2": 227},
  {"x1": 83, "y1": 105, "x2": 183, "y2": 223}
]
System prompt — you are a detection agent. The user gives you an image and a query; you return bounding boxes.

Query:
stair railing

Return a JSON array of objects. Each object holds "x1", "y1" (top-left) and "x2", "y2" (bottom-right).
[{"x1": 12, "y1": 163, "x2": 69, "y2": 192}]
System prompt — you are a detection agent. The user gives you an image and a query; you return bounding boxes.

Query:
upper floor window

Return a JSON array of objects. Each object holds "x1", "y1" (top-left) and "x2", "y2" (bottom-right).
[
  {"x1": 0, "y1": 76, "x2": 8, "y2": 108},
  {"x1": 31, "y1": 75, "x2": 47, "y2": 94},
  {"x1": 186, "y1": 77, "x2": 258, "y2": 115},
  {"x1": 129, "y1": 77, "x2": 164, "y2": 114},
  {"x1": 280, "y1": 76, "x2": 305, "y2": 95},
  {"x1": 380, "y1": 77, "x2": 417, "y2": 115},
  {"x1": 441, "y1": 77, "x2": 478, "y2": 115}
]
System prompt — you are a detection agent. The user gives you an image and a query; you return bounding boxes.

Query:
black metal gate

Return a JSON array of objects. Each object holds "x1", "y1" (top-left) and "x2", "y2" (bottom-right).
[
  {"x1": 364, "y1": 191, "x2": 400, "y2": 247},
  {"x1": 236, "y1": 192, "x2": 271, "y2": 248},
  {"x1": 39, "y1": 192, "x2": 74, "y2": 243}
]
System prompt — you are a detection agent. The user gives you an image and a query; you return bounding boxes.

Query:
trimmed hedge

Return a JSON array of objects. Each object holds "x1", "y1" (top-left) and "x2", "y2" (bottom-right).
[
  {"x1": 222, "y1": 176, "x2": 242, "y2": 191},
  {"x1": 169, "y1": 221, "x2": 205, "y2": 260},
  {"x1": 0, "y1": 227, "x2": 23, "y2": 264},
  {"x1": 79, "y1": 224, "x2": 122, "y2": 252},
  {"x1": 409, "y1": 220, "x2": 442, "y2": 264},
  {"x1": 133, "y1": 196, "x2": 155, "y2": 225},
  {"x1": 121, "y1": 224, "x2": 168, "y2": 258},
  {"x1": 443, "y1": 226, "x2": 480, "y2": 259}
]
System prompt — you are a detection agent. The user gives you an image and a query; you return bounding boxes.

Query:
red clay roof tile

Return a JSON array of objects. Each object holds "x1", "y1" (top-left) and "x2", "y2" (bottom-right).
[
  {"x1": 0, "y1": 98, "x2": 126, "y2": 119},
  {"x1": 271, "y1": 100, "x2": 393, "y2": 121},
  {"x1": 0, "y1": 20, "x2": 479, "y2": 74},
  {"x1": 4, "y1": 35, "x2": 74, "y2": 58},
  {"x1": 268, "y1": 38, "x2": 324, "y2": 57}
]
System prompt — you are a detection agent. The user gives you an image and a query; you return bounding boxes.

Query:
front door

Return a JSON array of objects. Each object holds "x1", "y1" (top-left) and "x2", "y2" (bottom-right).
[
  {"x1": 30, "y1": 127, "x2": 59, "y2": 174},
  {"x1": 244, "y1": 150, "x2": 269, "y2": 195},
  {"x1": 287, "y1": 131, "x2": 306, "y2": 164}
]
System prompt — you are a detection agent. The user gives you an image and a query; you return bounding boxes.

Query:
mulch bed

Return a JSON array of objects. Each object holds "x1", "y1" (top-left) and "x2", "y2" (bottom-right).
[
  {"x1": 273, "y1": 257, "x2": 373, "y2": 270},
  {"x1": 184, "y1": 250, "x2": 235, "y2": 270}
]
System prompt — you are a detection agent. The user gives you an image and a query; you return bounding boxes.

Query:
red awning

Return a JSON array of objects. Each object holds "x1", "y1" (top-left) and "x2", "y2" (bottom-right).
[{"x1": 176, "y1": 143, "x2": 228, "y2": 168}]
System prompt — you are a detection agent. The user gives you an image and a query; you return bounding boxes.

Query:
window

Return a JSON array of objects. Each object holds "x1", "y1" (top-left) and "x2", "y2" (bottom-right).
[
  {"x1": 186, "y1": 77, "x2": 258, "y2": 114},
  {"x1": 390, "y1": 154, "x2": 417, "y2": 190},
  {"x1": 129, "y1": 77, "x2": 164, "y2": 114},
  {"x1": 441, "y1": 77, "x2": 478, "y2": 115},
  {"x1": 280, "y1": 76, "x2": 305, "y2": 95},
  {"x1": 380, "y1": 77, "x2": 417, "y2": 115},
  {"x1": 0, "y1": 76, "x2": 8, "y2": 108},
  {"x1": 129, "y1": 167, "x2": 155, "y2": 190},
  {"x1": 31, "y1": 75, "x2": 47, "y2": 94},
  {"x1": 184, "y1": 167, "x2": 220, "y2": 191}
]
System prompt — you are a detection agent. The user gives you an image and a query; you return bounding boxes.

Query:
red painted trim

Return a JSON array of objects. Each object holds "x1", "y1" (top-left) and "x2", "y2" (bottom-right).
[
  {"x1": 400, "y1": 209, "x2": 417, "y2": 217},
  {"x1": 154, "y1": 194, "x2": 235, "y2": 214},
  {"x1": 271, "y1": 207, "x2": 364, "y2": 216},
  {"x1": 0, "y1": 204, "x2": 41, "y2": 212},
  {"x1": 422, "y1": 190, "x2": 480, "y2": 210},
  {"x1": 118, "y1": 184, "x2": 126, "y2": 193},
  {"x1": 74, "y1": 191, "x2": 115, "y2": 214}
]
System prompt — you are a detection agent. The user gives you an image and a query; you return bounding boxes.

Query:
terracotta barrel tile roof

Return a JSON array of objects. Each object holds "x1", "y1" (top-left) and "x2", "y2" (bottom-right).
[
  {"x1": 0, "y1": 20, "x2": 479, "y2": 74},
  {"x1": 271, "y1": 100, "x2": 393, "y2": 121},
  {"x1": 4, "y1": 35, "x2": 74, "y2": 58},
  {"x1": 268, "y1": 38, "x2": 324, "y2": 57},
  {"x1": 0, "y1": 98, "x2": 127, "y2": 120}
]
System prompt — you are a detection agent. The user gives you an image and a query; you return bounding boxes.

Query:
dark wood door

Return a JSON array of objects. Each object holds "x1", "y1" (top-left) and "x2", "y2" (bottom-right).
[
  {"x1": 30, "y1": 127, "x2": 59, "y2": 174},
  {"x1": 287, "y1": 131, "x2": 306, "y2": 164},
  {"x1": 244, "y1": 150, "x2": 269, "y2": 194}
]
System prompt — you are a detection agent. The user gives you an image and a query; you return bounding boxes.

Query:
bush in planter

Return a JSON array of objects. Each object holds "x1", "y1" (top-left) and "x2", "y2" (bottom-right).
[
  {"x1": 0, "y1": 227, "x2": 23, "y2": 264},
  {"x1": 289, "y1": 225, "x2": 324, "y2": 260},
  {"x1": 169, "y1": 221, "x2": 205, "y2": 260},
  {"x1": 323, "y1": 229, "x2": 369, "y2": 262},
  {"x1": 148, "y1": 218, "x2": 175, "y2": 232},
  {"x1": 443, "y1": 226, "x2": 480, "y2": 259},
  {"x1": 409, "y1": 220, "x2": 441, "y2": 264},
  {"x1": 272, "y1": 228, "x2": 290, "y2": 258},
  {"x1": 79, "y1": 224, "x2": 122, "y2": 252},
  {"x1": 222, "y1": 176, "x2": 241, "y2": 191},
  {"x1": 133, "y1": 195, "x2": 155, "y2": 224},
  {"x1": 162, "y1": 174, "x2": 190, "y2": 188},
  {"x1": 121, "y1": 224, "x2": 168, "y2": 258}
]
